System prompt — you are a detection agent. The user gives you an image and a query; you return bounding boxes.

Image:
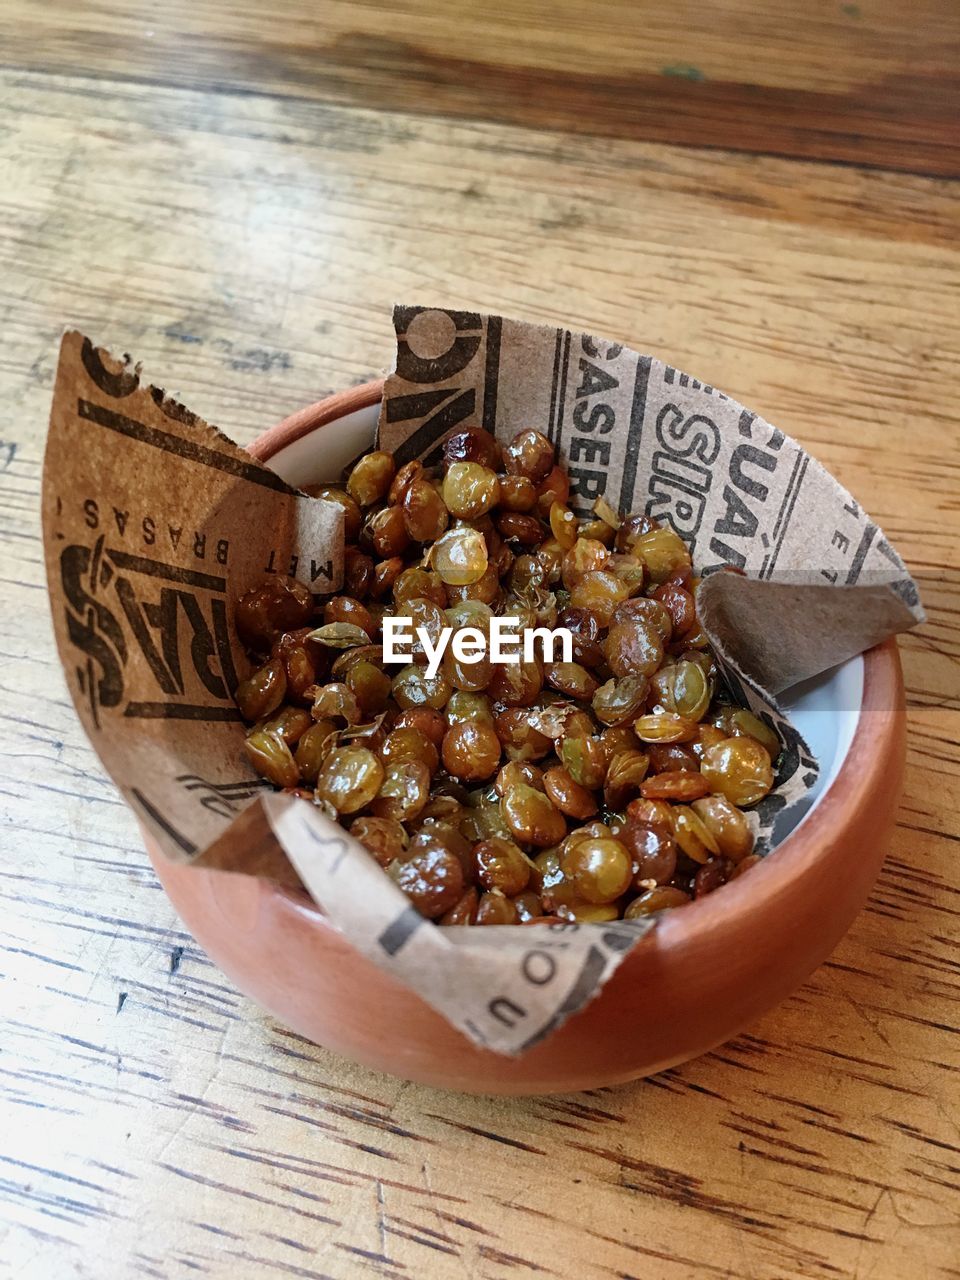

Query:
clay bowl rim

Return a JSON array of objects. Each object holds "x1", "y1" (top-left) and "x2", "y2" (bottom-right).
[{"x1": 247, "y1": 378, "x2": 901, "y2": 952}]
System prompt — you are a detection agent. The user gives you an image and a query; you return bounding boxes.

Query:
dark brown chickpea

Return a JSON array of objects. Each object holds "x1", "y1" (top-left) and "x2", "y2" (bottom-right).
[
  {"x1": 535, "y1": 464, "x2": 570, "y2": 517},
  {"x1": 614, "y1": 512, "x2": 658, "y2": 555},
  {"x1": 557, "y1": 606, "x2": 605, "y2": 669},
  {"x1": 343, "y1": 548, "x2": 375, "y2": 600},
  {"x1": 440, "y1": 887, "x2": 479, "y2": 926},
  {"x1": 474, "y1": 837, "x2": 533, "y2": 896},
  {"x1": 498, "y1": 474, "x2": 538, "y2": 512},
  {"x1": 496, "y1": 512, "x2": 547, "y2": 547},
  {"x1": 476, "y1": 891, "x2": 520, "y2": 925},
  {"x1": 568, "y1": 570, "x2": 629, "y2": 626},
  {"x1": 235, "y1": 577, "x2": 314, "y2": 653},
  {"x1": 372, "y1": 556, "x2": 404, "y2": 599},
  {"x1": 545, "y1": 661, "x2": 598, "y2": 701},
  {"x1": 349, "y1": 816, "x2": 408, "y2": 867},
  {"x1": 388, "y1": 459, "x2": 424, "y2": 506},
  {"x1": 622, "y1": 821, "x2": 677, "y2": 887},
  {"x1": 403, "y1": 476, "x2": 450, "y2": 543},
  {"x1": 273, "y1": 628, "x2": 327, "y2": 701},
  {"x1": 390, "y1": 845, "x2": 464, "y2": 919},
  {"x1": 310, "y1": 487, "x2": 363, "y2": 542},
  {"x1": 600, "y1": 724, "x2": 642, "y2": 757},
  {"x1": 653, "y1": 580, "x2": 697, "y2": 638},
  {"x1": 443, "y1": 425, "x2": 501, "y2": 470},
  {"x1": 488, "y1": 658, "x2": 543, "y2": 707},
  {"x1": 729, "y1": 853, "x2": 762, "y2": 880},
  {"x1": 611, "y1": 595, "x2": 673, "y2": 642},
  {"x1": 503, "y1": 428, "x2": 554, "y2": 482},
  {"x1": 347, "y1": 450, "x2": 395, "y2": 507},
  {"x1": 513, "y1": 891, "x2": 544, "y2": 922},
  {"x1": 647, "y1": 743, "x2": 700, "y2": 774},
  {"x1": 694, "y1": 857, "x2": 733, "y2": 898},
  {"x1": 441, "y1": 721, "x2": 502, "y2": 782},
  {"x1": 444, "y1": 562, "x2": 500, "y2": 605},
  {"x1": 364, "y1": 506, "x2": 410, "y2": 558},
  {"x1": 543, "y1": 766, "x2": 598, "y2": 820},
  {"x1": 323, "y1": 595, "x2": 374, "y2": 638},
  {"x1": 236, "y1": 658, "x2": 287, "y2": 721}
]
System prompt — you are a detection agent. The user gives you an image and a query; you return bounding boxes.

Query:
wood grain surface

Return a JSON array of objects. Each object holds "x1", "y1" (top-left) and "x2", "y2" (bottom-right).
[{"x1": 1, "y1": 5, "x2": 958, "y2": 1278}]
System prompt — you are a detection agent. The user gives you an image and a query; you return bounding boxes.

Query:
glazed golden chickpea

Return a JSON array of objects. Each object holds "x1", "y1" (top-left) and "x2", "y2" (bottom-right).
[
  {"x1": 546, "y1": 661, "x2": 598, "y2": 701},
  {"x1": 310, "y1": 486, "x2": 363, "y2": 542},
  {"x1": 561, "y1": 537, "x2": 609, "y2": 590},
  {"x1": 381, "y1": 726, "x2": 440, "y2": 775},
  {"x1": 494, "y1": 760, "x2": 544, "y2": 797},
  {"x1": 446, "y1": 690, "x2": 495, "y2": 726},
  {"x1": 568, "y1": 569, "x2": 629, "y2": 626},
  {"x1": 442, "y1": 462, "x2": 500, "y2": 520},
  {"x1": 244, "y1": 728, "x2": 299, "y2": 788},
  {"x1": 633, "y1": 526, "x2": 691, "y2": 583},
  {"x1": 259, "y1": 705, "x2": 312, "y2": 746},
  {"x1": 391, "y1": 663, "x2": 452, "y2": 710},
  {"x1": 549, "y1": 502, "x2": 578, "y2": 550},
  {"x1": 543, "y1": 766, "x2": 598, "y2": 820},
  {"x1": 612, "y1": 595, "x2": 673, "y2": 642},
  {"x1": 403, "y1": 476, "x2": 450, "y2": 543},
  {"x1": 672, "y1": 805, "x2": 721, "y2": 863},
  {"x1": 691, "y1": 795, "x2": 755, "y2": 863},
  {"x1": 640, "y1": 770, "x2": 711, "y2": 802},
  {"x1": 503, "y1": 428, "x2": 554, "y2": 482},
  {"x1": 603, "y1": 749, "x2": 652, "y2": 810},
  {"x1": 371, "y1": 759, "x2": 431, "y2": 822},
  {"x1": 728, "y1": 709, "x2": 781, "y2": 758},
  {"x1": 513, "y1": 891, "x2": 544, "y2": 922},
  {"x1": 624, "y1": 886, "x2": 691, "y2": 917},
  {"x1": 372, "y1": 556, "x2": 404, "y2": 598},
  {"x1": 364, "y1": 506, "x2": 410, "y2": 558},
  {"x1": 502, "y1": 783, "x2": 567, "y2": 847},
  {"x1": 443, "y1": 646, "x2": 493, "y2": 692},
  {"x1": 498, "y1": 475, "x2": 537, "y2": 512},
  {"x1": 604, "y1": 620, "x2": 665, "y2": 679},
  {"x1": 559, "y1": 734, "x2": 609, "y2": 789},
  {"x1": 562, "y1": 837, "x2": 632, "y2": 904},
  {"x1": 432, "y1": 526, "x2": 489, "y2": 586},
  {"x1": 323, "y1": 595, "x2": 374, "y2": 638},
  {"x1": 347, "y1": 450, "x2": 395, "y2": 507},
  {"x1": 634, "y1": 712, "x2": 699, "y2": 743},
  {"x1": 592, "y1": 676, "x2": 648, "y2": 727},
  {"x1": 312, "y1": 681, "x2": 361, "y2": 726},
  {"x1": 441, "y1": 721, "x2": 502, "y2": 782},
  {"x1": 294, "y1": 719, "x2": 338, "y2": 783},
  {"x1": 316, "y1": 747, "x2": 384, "y2": 814},
  {"x1": 700, "y1": 736, "x2": 774, "y2": 807}
]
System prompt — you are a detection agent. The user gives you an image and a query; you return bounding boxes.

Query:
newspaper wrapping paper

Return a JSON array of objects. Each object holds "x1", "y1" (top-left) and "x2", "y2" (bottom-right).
[{"x1": 42, "y1": 315, "x2": 923, "y2": 1056}]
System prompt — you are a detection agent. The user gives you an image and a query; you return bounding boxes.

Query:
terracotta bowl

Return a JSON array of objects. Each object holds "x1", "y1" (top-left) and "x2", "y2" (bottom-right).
[{"x1": 145, "y1": 380, "x2": 906, "y2": 1095}]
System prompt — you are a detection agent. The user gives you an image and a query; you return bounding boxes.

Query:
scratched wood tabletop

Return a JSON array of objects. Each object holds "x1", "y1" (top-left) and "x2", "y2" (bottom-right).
[{"x1": 1, "y1": 3, "x2": 959, "y2": 1277}]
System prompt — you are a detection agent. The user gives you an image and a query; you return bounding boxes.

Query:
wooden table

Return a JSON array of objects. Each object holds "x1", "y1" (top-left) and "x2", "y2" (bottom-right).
[{"x1": 2, "y1": 4, "x2": 958, "y2": 1276}]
